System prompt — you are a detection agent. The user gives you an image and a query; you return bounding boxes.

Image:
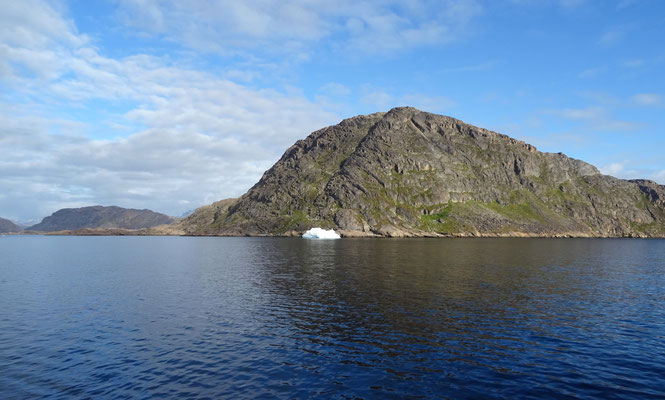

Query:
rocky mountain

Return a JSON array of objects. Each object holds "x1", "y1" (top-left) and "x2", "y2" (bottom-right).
[
  {"x1": 27, "y1": 206, "x2": 175, "y2": 232},
  {"x1": 0, "y1": 217, "x2": 21, "y2": 233},
  {"x1": 181, "y1": 107, "x2": 665, "y2": 237}
]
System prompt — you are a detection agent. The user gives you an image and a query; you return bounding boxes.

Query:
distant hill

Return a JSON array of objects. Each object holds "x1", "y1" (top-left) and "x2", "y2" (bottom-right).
[
  {"x1": 0, "y1": 217, "x2": 21, "y2": 233},
  {"x1": 180, "y1": 107, "x2": 665, "y2": 237},
  {"x1": 27, "y1": 206, "x2": 175, "y2": 232},
  {"x1": 179, "y1": 209, "x2": 196, "y2": 218}
]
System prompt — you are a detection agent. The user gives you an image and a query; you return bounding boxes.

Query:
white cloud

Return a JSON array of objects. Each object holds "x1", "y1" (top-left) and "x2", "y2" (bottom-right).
[
  {"x1": 599, "y1": 162, "x2": 665, "y2": 185},
  {"x1": 115, "y1": 0, "x2": 326, "y2": 53},
  {"x1": 600, "y1": 162, "x2": 628, "y2": 177},
  {"x1": 0, "y1": 0, "x2": 84, "y2": 48},
  {"x1": 507, "y1": 0, "x2": 588, "y2": 8},
  {"x1": 440, "y1": 59, "x2": 499, "y2": 73},
  {"x1": 0, "y1": 0, "x2": 340, "y2": 221},
  {"x1": 113, "y1": 0, "x2": 483, "y2": 56},
  {"x1": 576, "y1": 91, "x2": 619, "y2": 105},
  {"x1": 598, "y1": 25, "x2": 632, "y2": 47},
  {"x1": 621, "y1": 58, "x2": 646, "y2": 68},
  {"x1": 632, "y1": 93, "x2": 663, "y2": 106},
  {"x1": 318, "y1": 82, "x2": 352, "y2": 97},
  {"x1": 616, "y1": 0, "x2": 640, "y2": 9},
  {"x1": 360, "y1": 89, "x2": 394, "y2": 110},
  {"x1": 0, "y1": 83, "x2": 338, "y2": 220},
  {"x1": 598, "y1": 161, "x2": 645, "y2": 180},
  {"x1": 558, "y1": 0, "x2": 587, "y2": 8},
  {"x1": 578, "y1": 66, "x2": 605, "y2": 78},
  {"x1": 552, "y1": 107, "x2": 604, "y2": 120},
  {"x1": 653, "y1": 170, "x2": 665, "y2": 184},
  {"x1": 545, "y1": 106, "x2": 640, "y2": 132}
]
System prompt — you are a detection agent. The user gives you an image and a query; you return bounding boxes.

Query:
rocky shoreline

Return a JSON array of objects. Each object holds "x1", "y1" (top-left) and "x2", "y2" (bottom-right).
[{"x1": 13, "y1": 227, "x2": 662, "y2": 239}]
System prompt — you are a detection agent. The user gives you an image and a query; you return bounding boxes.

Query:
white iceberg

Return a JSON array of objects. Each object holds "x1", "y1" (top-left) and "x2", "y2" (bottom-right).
[{"x1": 302, "y1": 227, "x2": 341, "y2": 239}]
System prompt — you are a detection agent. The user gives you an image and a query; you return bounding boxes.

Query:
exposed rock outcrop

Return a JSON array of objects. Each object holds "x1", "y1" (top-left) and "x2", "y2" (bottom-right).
[{"x1": 181, "y1": 107, "x2": 665, "y2": 237}]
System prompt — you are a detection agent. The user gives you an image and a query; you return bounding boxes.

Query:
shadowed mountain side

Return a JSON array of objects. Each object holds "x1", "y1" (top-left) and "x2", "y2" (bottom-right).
[
  {"x1": 181, "y1": 107, "x2": 665, "y2": 238},
  {"x1": 27, "y1": 206, "x2": 176, "y2": 232},
  {"x1": 0, "y1": 217, "x2": 21, "y2": 233}
]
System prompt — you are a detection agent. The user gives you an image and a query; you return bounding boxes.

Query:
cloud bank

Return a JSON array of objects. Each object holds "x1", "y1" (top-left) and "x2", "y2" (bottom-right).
[{"x1": 1, "y1": 0, "x2": 481, "y2": 221}]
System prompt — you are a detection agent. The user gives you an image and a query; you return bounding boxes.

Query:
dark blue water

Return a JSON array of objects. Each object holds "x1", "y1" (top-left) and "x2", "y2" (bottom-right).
[{"x1": 1, "y1": 236, "x2": 664, "y2": 399}]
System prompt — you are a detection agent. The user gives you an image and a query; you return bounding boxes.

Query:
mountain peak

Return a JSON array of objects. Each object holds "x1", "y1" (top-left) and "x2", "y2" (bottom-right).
[{"x1": 181, "y1": 109, "x2": 663, "y2": 237}]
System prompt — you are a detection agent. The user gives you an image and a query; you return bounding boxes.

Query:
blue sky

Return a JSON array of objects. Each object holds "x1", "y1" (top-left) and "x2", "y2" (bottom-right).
[{"x1": 1, "y1": 0, "x2": 664, "y2": 222}]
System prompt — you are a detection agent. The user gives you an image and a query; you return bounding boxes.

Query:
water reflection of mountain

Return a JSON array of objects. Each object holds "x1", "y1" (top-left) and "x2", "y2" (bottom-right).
[{"x1": 244, "y1": 238, "x2": 662, "y2": 397}]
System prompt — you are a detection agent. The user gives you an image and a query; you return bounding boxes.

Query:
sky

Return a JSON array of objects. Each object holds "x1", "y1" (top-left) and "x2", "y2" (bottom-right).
[{"x1": 1, "y1": 0, "x2": 664, "y2": 223}]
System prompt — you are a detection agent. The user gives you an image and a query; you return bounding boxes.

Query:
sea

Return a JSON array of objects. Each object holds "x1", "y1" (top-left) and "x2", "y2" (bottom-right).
[{"x1": 1, "y1": 236, "x2": 664, "y2": 399}]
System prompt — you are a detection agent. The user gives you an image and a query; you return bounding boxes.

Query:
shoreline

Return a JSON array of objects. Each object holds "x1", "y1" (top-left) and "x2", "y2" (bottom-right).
[{"x1": 5, "y1": 229, "x2": 665, "y2": 239}]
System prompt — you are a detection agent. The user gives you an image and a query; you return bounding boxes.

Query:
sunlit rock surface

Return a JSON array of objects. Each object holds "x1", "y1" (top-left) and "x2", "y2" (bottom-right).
[{"x1": 181, "y1": 107, "x2": 665, "y2": 237}]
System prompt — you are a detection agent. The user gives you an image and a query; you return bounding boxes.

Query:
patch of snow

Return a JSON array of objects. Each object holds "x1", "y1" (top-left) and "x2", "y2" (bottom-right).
[{"x1": 302, "y1": 227, "x2": 341, "y2": 239}]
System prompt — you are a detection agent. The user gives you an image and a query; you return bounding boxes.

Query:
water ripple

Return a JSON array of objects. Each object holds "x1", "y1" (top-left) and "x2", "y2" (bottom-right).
[{"x1": 1, "y1": 237, "x2": 664, "y2": 398}]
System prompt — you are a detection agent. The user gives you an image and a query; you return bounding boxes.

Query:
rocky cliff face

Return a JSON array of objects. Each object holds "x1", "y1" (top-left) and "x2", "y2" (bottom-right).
[
  {"x1": 0, "y1": 217, "x2": 21, "y2": 233},
  {"x1": 27, "y1": 206, "x2": 175, "y2": 232},
  {"x1": 182, "y1": 107, "x2": 665, "y2": 237}
]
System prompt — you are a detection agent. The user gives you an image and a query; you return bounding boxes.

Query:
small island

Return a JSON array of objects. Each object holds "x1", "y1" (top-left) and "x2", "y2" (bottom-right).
[{"x1": 173, "y1": 107, "x2": 665, "y2": 238}]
